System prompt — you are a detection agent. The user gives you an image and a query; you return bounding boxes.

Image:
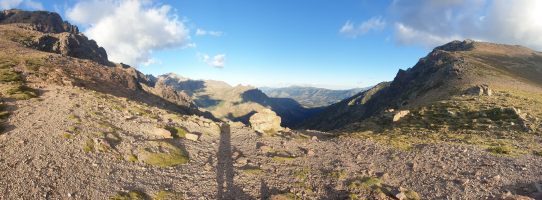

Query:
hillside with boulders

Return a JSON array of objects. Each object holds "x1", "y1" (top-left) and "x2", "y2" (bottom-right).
[{"x1": 0, "y1": 10, "x2": 541, "y2": 200}]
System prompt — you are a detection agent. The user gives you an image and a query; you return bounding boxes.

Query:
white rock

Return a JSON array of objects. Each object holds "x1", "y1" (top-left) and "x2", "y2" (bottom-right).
[{"x1": 185, "y1": 133, "x2": 200, "y2": 141}]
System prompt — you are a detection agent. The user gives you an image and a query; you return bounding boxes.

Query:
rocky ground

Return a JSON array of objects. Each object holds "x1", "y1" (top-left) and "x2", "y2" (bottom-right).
[{"x1": 1, "y1": 84, "x2": 541, "y2": 200}]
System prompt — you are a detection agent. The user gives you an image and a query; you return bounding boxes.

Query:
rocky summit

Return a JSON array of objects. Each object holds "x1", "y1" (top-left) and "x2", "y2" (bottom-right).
[{"x1": 0, "y1": 9, "x2": 541, "y2": 200}]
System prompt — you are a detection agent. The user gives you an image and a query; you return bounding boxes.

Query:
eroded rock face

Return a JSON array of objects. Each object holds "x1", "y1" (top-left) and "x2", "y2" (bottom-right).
[
  {"x1": 1, "y1": 10, "x2": 109, "y2": 65},
  {"x1": 0, "y1": 9, "x2": 78, "y2": 33},
  {"x1": 28, "y1": 33, "x2": 109, "y2": 65},
  {"x1": 249, "y1": 109, "x2": 284, "y2": 134}
]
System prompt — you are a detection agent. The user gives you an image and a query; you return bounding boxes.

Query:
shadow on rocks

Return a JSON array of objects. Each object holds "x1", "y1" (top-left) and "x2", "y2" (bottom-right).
[{"x1": 216, "y1": 123, "x2": 252, "y2": 199}]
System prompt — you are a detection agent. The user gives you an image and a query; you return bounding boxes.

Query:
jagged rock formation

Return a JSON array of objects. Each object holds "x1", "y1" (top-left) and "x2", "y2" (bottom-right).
[
  {"x1": 1, "y1": 10, "x2": 542, "y2": 199},
  {"x1": 260, "y1": 86, "x2": 367, "y2": 108},
  {"x1": 301, "y1": 40, "x2": 542, "y2": 133},
  {"x1": 0, "y1": 9, "x2": 109, "y2": 65},
  {"x1": 0, "y1": 9, "x2": 78, "y2": 33},
  {"x1": 0, "y1": 9, "x2": 199, "y2": 116}
]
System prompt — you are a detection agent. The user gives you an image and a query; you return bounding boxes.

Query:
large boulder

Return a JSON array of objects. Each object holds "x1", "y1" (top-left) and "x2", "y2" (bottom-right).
[
  {"x1": 392, "y1": 110, "x2": 410, "y2": 122},
  {"x1": 466, "y1": 84, "x2": 493, "y2": 96},
  {"x1": 249, "y1": 109, "x2": 284, "y2": 134}
]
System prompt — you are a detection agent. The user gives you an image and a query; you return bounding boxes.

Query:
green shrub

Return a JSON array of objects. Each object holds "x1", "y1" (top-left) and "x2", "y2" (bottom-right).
[
  {"x1": 165, "y1": 126, "x2": 187, "y2": 138},
  {"x1": 153, "y1": 190, "x2": 183, "y2": 200},
  {"x1": 487, "y1": 145, "x2": 511, "y2": 155},
  {"x1": 110, "y1": 190, "x2": 146, "y2": 200}
]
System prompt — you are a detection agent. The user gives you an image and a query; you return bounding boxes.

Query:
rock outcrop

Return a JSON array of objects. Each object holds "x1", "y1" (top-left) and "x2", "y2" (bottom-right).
[
  {"x1": 249, "y1": 109, "x2": 284, "y2": 134},
  {"x1": 300, "y1": 40, "x2": 542, "y2": 133},
  {"x1": 466, "y1": 84, "x2": 493, "y2": 96},
  {"x1": 0, "y1": 9, "x2": 78, "y2": 33},
  {"x1": 27, "y1": 33, "x2": 109, "y2": 65},
  {"x1": 0, "y1": 10, "x2": 109, "y2": 65}
]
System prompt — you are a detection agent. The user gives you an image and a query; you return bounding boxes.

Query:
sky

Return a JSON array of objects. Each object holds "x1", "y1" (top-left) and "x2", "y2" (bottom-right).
[{"x1": 3, "y1": 0, "x2": 542, "y2": 89}]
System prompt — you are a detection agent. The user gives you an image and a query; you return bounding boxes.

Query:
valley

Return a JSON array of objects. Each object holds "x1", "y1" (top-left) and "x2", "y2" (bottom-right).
[{"x1": 0, "y1": 9, "x2": 541, "y2": 200}]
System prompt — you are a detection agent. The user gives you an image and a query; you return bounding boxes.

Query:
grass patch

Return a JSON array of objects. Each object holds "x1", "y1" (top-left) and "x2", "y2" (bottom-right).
[
  {"x1": 62, "y1": 133, "x2": 74, "y2": 139},
  {"x1": 487, "y1": 145, "x2": 512, "y2": 155},
  {"x1": 348, "y1": 177, "x2": 382, "y2": 190},
  {"x1": 6, "y1": 85, "x2": 37, "y2": 100},
  {"x1": 330, "y1": 170, "x2": 348, "y2": 181},
  {"x1": 139, "y1": 142, "x2": 189, "y2": 167},
  {"x1": 83, "y1": 139, "x2": 95, "y2": 153},
  {"x1": 110, "y1": 190, "x2": 147, "y2": 200},
  {"x1": 153, "y1": 190, "x2": 183, "y2": 200},
  {"x1": 126, "y1": 154, "x2": 138, "y2": 162},
  {"x1": 0, "y1": 70, "x2": 21, "y2": 82},
  {"x1": 165, "y1": 126, "x2": 187, "y2": 138}
]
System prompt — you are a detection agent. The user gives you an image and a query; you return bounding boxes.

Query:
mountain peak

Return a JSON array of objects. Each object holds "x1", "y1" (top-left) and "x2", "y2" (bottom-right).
[{"x1": 0, "y1": 9, "x2": 78, "y2": 34}]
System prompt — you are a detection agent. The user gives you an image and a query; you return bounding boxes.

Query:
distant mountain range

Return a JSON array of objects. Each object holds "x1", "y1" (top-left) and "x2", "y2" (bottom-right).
[
  {"x1": 150, "y1": 74, "x2": 322, "y2": 127},
  {"x1": 259, "y1": 86, "x2": 368, "y2": 108}
]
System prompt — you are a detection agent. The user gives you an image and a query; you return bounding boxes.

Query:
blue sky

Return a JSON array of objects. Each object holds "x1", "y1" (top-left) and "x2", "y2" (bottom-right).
[{"x1": 5, "y1": 0, "x2": 542, "y2": 89}]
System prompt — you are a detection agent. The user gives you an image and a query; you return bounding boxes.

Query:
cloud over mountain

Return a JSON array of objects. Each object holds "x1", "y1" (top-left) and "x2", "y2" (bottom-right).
[
  {"x1": 344, "y1": 0, "x2": 542, "y2": 50},
  {"x1": 66, "y1": 0, "x2": 190, "y2": 67}
]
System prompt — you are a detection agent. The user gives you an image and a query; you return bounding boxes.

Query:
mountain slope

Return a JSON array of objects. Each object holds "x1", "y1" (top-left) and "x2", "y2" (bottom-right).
[
  {"x1": 1, "y1": 10, "x2": 541, "y2": 200},
  {"x1": 301, "y1": 40, "x2": 542, "y2": 133},
  {"x1": 152, "y1": 74, "x2": 322, "y2": 127},
  {"x1": 260, "y1": 86, "x2": 367, "y2": 108}
]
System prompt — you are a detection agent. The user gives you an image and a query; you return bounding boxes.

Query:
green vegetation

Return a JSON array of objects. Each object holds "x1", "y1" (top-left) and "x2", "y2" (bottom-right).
[
  {"x1": 348, "y1": 177, "x2": 382, "y2": 190},
  {"x1": 6, "y1": 85, "x2": 37, "y2": 100},
  {"x1": 0, "y1": 60, "x2": 21, "y2": 83},
  {"x1": 487, "y1": 145, "x2": 512, "y2": 155},
  {"x1": 62, "y1": 133, "x2": 74, "y2": 139},
  {"x1": 330, "y1": 170, "x2": 348, "y2": 181},
  {"x1": 126, "y1": 154, "x2": 138, "y2": 162},
  {"x1": 165, "y1": 126, "x2": 187, "y2": 138},
  {"x1": 83, "y1": 139, "x2": 95, "y2": 153},
  {"x1": 0, "y1": 101, "x2": 8, "y2": 134},
  {"x1": 139, "y1": 142, "x2": 189, "y2": 167},
  {"x1": 110, "y1": 190, "x2": 147, "y2": 200},
  {"x1": 153, "y1": 190, "x2": 183, "y2": 200}
]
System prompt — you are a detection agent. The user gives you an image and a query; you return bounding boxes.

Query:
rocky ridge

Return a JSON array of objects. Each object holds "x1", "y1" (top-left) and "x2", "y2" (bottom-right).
[{"x1": 0, "y1": 10, "x2": 540, "y2": 200}]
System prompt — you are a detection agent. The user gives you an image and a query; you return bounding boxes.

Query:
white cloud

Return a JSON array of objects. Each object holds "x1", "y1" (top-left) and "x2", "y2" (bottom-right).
[
  {"x1": 142, "y1": 58, "x2": 162, "y2": 67},
  {"x1": 1, "y1": 0, "x2": 43, "y2": 10},
  {"x1": 340, "y1": 17, "x2": 386, "y2": 38},
  {"x1": 200, "y1": 53, "x2": 225, "y2": 68},
  {"x1": 394, "y1": 23, "x2": 462, "y2": 47},
  {"x1": 388, "y1": 0, "x2": 542, "y2": 49},
  {"x1": 66, "y1": 0, "x2": 190, "y2": 67},
  {"x1": 195, "y1": 28, "x2": 223, "y2": 37}
]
